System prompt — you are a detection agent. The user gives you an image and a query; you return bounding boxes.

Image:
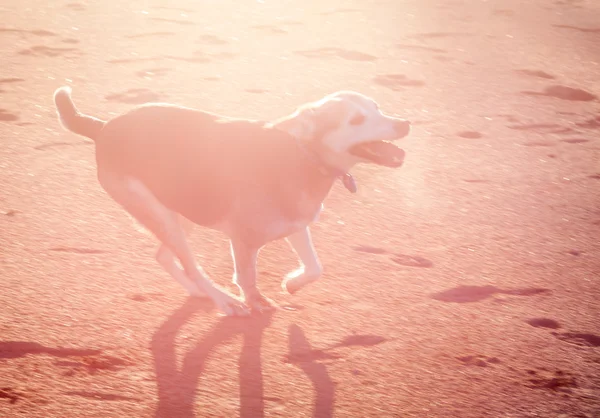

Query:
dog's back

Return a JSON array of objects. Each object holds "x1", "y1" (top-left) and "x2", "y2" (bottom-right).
[
  {"x1": 95, "y1": 104, "x2": 327, "y2": 228},
  {"x1": 54, "y1": 87, "x2": 334, "y2": 231}
]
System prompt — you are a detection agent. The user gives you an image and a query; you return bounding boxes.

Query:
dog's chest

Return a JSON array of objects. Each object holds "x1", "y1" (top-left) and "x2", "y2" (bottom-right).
[
  {"x1": 217, "y1": 194, "x2": 323, "y2": 244},
  {"x1": 262, "y1": 202, "x2": 323, "y2": 240}
]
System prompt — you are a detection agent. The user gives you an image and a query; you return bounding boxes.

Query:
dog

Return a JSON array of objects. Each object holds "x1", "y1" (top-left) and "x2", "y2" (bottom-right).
[{"x1": 53, "y1": 87, "x2": 410, "y2": 316}]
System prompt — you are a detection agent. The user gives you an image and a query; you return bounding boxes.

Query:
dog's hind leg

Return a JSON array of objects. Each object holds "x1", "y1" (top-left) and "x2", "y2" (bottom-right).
[
  {"x1": 282, "y1": 226, "x2": 323, "y2": 294},
  {"x1": 155, "y1": 216, "x2": 208, "y2": 297},
  {"x1": 230, "y1": 239, "x2": 276, "y2": 312},
  {"x1": 98, "y1": 171, "x2": 249, "y2": 316}
]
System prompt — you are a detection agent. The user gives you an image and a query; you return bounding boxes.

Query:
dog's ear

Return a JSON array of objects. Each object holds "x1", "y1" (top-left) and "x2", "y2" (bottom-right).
[
  {"x1": 268, "y1": 97, "x2": 345, "y2": 141},
  {"x1": 300, "y1": 97, "x2": 345, "y2": 141}
]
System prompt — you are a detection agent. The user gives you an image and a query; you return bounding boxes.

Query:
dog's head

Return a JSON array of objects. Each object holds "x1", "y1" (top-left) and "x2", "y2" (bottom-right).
[{"x1": 271, "y1": 91, "x2": 410, "y2": 170}]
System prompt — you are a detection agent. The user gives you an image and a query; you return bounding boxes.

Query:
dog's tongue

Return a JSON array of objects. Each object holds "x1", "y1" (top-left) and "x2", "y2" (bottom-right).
[{"x1": 350, "y1": 141, "x2": 405, "y2": 168}]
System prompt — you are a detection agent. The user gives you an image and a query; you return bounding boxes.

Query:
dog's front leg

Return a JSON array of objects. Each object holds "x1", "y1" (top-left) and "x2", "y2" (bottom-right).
[
  {"x1": 230, "y1": 239, "x2": 276, "y2": 312},
  {"x1": 282, "y1": 226, "x2": 323, "y2": 294}
]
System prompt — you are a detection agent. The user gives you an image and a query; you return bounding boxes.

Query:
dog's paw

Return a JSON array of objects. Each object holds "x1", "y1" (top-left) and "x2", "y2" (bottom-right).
[
  {"x1": 244, "y1": 292, "x2": 278, "y2": 313},
  {"x1": 282, "y1": 266, "x2": 322, "y2": 294},
  {"x1": 210, "y1": 287, "x2": 251, "y2": 317}
]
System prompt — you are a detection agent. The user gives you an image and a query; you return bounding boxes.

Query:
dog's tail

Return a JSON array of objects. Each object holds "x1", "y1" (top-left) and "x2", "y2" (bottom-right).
[{"x1": 53, "y1": 86, "x2": 105, "y2": 141}]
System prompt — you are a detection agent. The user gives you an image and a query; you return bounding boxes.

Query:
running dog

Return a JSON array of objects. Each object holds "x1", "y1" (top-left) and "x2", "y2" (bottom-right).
[{"x1": 53, "y1": 87, "x2": 410, "y2": 316}]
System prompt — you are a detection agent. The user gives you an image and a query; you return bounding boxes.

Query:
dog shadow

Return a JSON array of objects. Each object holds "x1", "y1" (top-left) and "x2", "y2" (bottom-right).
[
  {"x1": 288, "y1": 324, "x2": 336, "y2": 418},
  {"x1": 151, "y1": 298, "x2": 275, "y2": 418},
  {"x1": 152, "y1": 300, "x2": 336, "y2": 417}
]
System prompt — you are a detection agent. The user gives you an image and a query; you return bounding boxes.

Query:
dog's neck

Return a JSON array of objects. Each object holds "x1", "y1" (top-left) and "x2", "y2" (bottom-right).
[
  {"x1": 293, "y1": 137, "x2": 357, "y2": 193},
  {"x1": 268, "y1": 113, "x2": 357, "y2": 194}
]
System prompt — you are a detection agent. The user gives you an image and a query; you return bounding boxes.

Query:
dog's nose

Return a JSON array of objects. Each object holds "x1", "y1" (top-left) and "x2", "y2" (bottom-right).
[{"x1": 394, "y1": 120, "x2": 411, "y2": 137}]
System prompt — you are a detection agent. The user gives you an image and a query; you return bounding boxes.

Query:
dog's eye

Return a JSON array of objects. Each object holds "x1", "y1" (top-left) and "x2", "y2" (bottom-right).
[{"x1": 349, "y1": 114, "x2": 365, "y2": 125}]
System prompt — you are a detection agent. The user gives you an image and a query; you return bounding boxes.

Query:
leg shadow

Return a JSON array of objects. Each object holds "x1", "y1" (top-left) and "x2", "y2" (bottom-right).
[
  {"x1": 152, "y1": 298, "x2": 274, "y2": 417},
  {"x1": 288, "y1": 324, "x2": 335, "y2": 418}
]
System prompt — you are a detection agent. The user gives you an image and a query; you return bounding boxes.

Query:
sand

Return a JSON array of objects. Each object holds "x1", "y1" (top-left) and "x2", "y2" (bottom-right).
[{"x1": 1, "y1": 0, "x2": 599, "y2": 416}]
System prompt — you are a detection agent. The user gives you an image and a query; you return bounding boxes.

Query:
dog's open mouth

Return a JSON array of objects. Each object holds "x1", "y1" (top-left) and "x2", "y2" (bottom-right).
[{"x1": 349, "y1": 140, "x2": 405, "y2": 168}]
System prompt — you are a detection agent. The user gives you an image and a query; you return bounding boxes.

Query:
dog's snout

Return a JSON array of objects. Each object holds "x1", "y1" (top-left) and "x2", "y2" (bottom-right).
[{"x1": 394, "y1": 120, "x2": 411, "y2": 137}]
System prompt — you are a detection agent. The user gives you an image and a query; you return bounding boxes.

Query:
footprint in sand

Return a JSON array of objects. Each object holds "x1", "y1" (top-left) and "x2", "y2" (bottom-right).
[
  {"x1": 252, "y1": 24, "x2": 288, "y2": 34},
  {"x1": 410, "y1": 32, "x2": 472, "y2": 40},
  {"x1": 0, "y1": 78, "x2": 24, "y2": 84},
  {"x1": 197, "y1": 34, "x2": 229, "y2": 45},
  {"x1": 0, "y1": 109, "x2": 18, "y2": 122},
  {"x1": 508, "y1": 123, "x2": 563, "y2": 131},
  {"x1": 553, "y1": 24, "x2": 600, "y2": 33},
  {"x1": 278, "y1": 19, "x2": 303, "y2": 26},
  {"x1": 391, "y1": 254, "x2": 434, "y2": 268},
  {"x1": 457, "y1": 355, "x2": 501, "y2": 367},
  {"x1": 373, "y1": 74, "x2": 425, "y2": 90},
  {"x1": 64, "y1": 390, "x2": 142, "y2": 402},
  {"x1": 430, "y1": 285, "x2": 551, "y2": 303},
  {"x1": 127, "y1": 31, "x2": 175, "y2": 39},
  {"x1": 0, "y1": 388, "x2": 24, "y2": 404},
  {"x1": 65, "y1": 2, "x2": 86, "y2": 11},
  {"x1": 554, "y1": 0, "x2": 585, "y2": 6},
  {"x1": 19, "y1": 45, "x2": 80, "y2": 57},
  {"x1": 105, "y1": 89, "x2": 164, "y2": 104},
  {"x1": 495, "y1": 113, "x2": 521, "y2": 123},
  {"x1": 463, "y1": 179, "x2": 490, "y2": 183},
  {"x1": 524, "y1": 318, "x2": 599, "y2": 349},
  {"x1": 150, "y1": 17, "x2": 195, "y2": 26},
  {"x1": 154, "y1": 6, "x2": 194, "y2": 12},
  {"x1": 29, "y1": 29, "x2": 57, "y2": 37},
  {"x1": 525, "y1": 318, "x2": 561, "y2": 329},
  {"x1": 53, "y1": 352, "x2": 135, "y2": 376},
  {"x1": 396, "y1": 44, "x2": 447, "y2": 53},
  {"x1": 457, "y1": 131, "x2": 483, "y2": 139},
  {"x1": 353, "y1": 245, "x2": 388, "y2": 255},
  {"x1": 128, "y1": 292, "x2": 165, "y2": 302},
  {"x1": 108, "y1": 56, "x2": 160, "y2": 64},
  {"x1": 576, "y1": 116, "x2": 600, "y2": 129},
  {"x1": 508, "y1": 123, "x2": 573, "y2": 134},
  {"x1": 353, "y1": 245, "x2": 433, "y2": 268},
  {"x1": 493, "y1": 9, "x2": 515, "y2": 16},
  {"x1": 522, "y1": 85, "x2": 597, "y2": 101},
  {"x1": 515, "y1": 69, "x2": 555, "y2": 79},
  {"x1": 0, "y1": 28, "x2": 55, "y2": 37},
  {"x1": 64, "y1": 391, "x2": 141, "y2": 402},
  {"x1": 135, "y1": 67, "x2": 171, "y2": 78},
  {"x1": 49, "y1": 246, "x2": 106, "y2": 254},
  {"x1": 561, "y1": 138, "x2": 590, "y2": 144},
  {"x1": 0, "y1": 28, "x2": 55, "y2": 36},
  {"x1": 552, "y1": 331, "x2": 600, "y2": 347},
  {"x1": 35, "y1": 141, "x2": 92, "y2": 150},
  {"x1": 295, "y1": 47, "x2": 376, "y2": 62},
  {"x1": 209, "y1": 51, "x2": 237, "y2": 60},
  {"x1": 319, "y1": 8, "x2": 361, "y2": 15},
  {"x1": 245, "y1": 88, "x2": 269, "y2": 94},
  {"x1": 525, "y1": 369, "x2": 578, "y2": 392},
  {"x1": 165, "y1": 54, "x2": 211, "y2": 63},
  {"x1": 522, "y1": 140, "x2": 557, "y2": 147}
]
